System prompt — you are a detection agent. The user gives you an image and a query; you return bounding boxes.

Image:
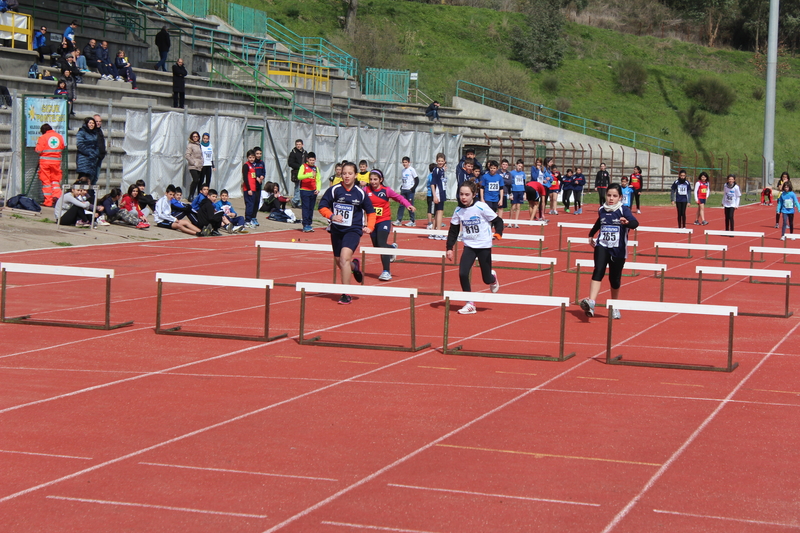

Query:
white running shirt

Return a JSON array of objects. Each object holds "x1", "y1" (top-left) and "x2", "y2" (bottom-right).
[
  {"x1": 401, "y1": 166, "x2": 418, "y2": 191},
  {"x1": 451, "y1": 201, "x2": 497, "y2": 249}
]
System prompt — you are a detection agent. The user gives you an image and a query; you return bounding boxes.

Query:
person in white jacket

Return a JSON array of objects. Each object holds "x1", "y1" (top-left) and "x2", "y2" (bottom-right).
[{"x1": 721, "y1": 174, "x2": 741, "y2": 232}]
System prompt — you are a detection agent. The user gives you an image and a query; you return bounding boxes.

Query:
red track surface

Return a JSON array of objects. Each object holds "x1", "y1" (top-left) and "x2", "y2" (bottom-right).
[{"x1": 1, "y1": 204, "x2": 799, "y2": 532}]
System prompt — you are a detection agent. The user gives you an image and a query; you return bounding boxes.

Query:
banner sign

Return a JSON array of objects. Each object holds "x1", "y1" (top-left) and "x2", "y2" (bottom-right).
[{"x1": 25, "y1": 97, "x2": 67, "y2": 147}]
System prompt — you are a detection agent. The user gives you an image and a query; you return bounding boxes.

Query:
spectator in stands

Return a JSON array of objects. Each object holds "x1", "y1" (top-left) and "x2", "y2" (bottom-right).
[
  {"x1": 120, "y1": 184, "x2": 150, "y2": 229},
  {"x1": 287, "y1": 138, "x2": 306, "y2": 208},
  {"x1": 83, "y1": 39, "x2": 102, "y2": 74},
  {"x1": 76, "y1": 117, "x2": 99, "y2": 184},
  {"x1": 0, "y1": 86, "x2": 10, "y2": 109},
  {"x1": 155, "y1": 26, "x2": 170, "y2": 72},
  {"x1": 93, "y1": 114, "x2": 106, "y2": 184},
  {"x1": 99, "y1": 188, "x2": 136, "y2": 225},
  {"x1": 172, "y1": 58, "x2": 187, "y2": 108},
  {"x1": 135, "y1": 179, "x2": 157, "y2": 212},
  {"x1": 1, "y1": 0, "x2": 19, "y2": 12},
  {"x1": 63, "y1": 21, "x2": 77, "y2": 45},
  {"x1": 59, "y1": 71, "x2": 77, "y2": 117},
  {"x1": 34, "y1": 27, "x2": 57, "y2": 66},
  {"x1": 58, "y1": 37, "x2": 75, "y2": 68},
  {"x1": 115, "y1": 50, "x2": 137, "y2": 89},
  {"x1": 54, "y1": 182, "x2": 93, "y2": 227},
  {"x1": 73, "y1": 49, "x2": 89, "y2": 72},
  {"x1": 61, "y1": 54, "x2": 81, "y2": 81},
  {"x1": 425, "y1": 101, "x2": 441, "y2": 122},
  {"x1": 97, "y1": 41, "x2": 120, "y2": 80},
  {"x1": 42, "y1": 69, "x2": 55, "y2": 81},
  {"x1": 185, "y1": 131, "x2": 203, "y2": 200}
]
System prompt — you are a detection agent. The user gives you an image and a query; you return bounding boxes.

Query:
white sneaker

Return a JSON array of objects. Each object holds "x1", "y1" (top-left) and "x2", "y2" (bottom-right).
[
  {"x1": 378, "y1": 271, "x2": 392, "y2": 281},
  {"x1": 428, "y1": 234, "x2": 436, "y2": 240},
  {"x1": 437, "y1": 235, "x2": 446, "y2": 240},
  {"x1": 490, "y1": 270, "x2": 500, "y2": 293},
  {"x1": 392, "y1": 220, "x2": 401, "y2": 227},
  {"x1": 611, "y1": 308, "x2": 621, "y2": 320},
  {"x1": 514, "y1": 224, "x2": 520, "y2": 229},
  {"x1": 426, "y1": 223, "x2": 433, "y2": 230},
  {"x1": 579, "y1": 298, "x2": 595, "y2": 317},
  {"x1": 781, "y1": 235, "x2": 787, "y2": 241},
  {"x1": 390, "y1": 242, "x2": 398, "y2": 263},
  {"x1": 403, "y1": 221, "x2": 415, "y2": 227},
  {"x1": 232, "y1": 225, "x2": 244, "y2": 233},
  {"x1": 458, "y1": 302, "x2": 477, "y2": 314},
  {"x1": 116, "y1": 76, "x2": 124, "y2": 81}
]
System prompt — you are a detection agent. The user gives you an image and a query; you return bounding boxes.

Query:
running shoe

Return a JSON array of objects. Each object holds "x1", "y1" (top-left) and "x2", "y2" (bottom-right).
[
  {"x1": 390, "y1": 242, "x2": 398, "y2": 263},
  {"x1": 701, "y1": 221, "x2": 709, "y2": 225},
  {"x1": 781, "y1": 235, "x2": 787, "y2": 241},
  {"x1": 225, "y1": 222, "x2": 233, "y2": 233},
  {"x1": 426, "y1": 223, "x2": 433, "y2": 230},
  {"x1": 201, "y1": 224, "x2": 213, "y2": 237},
  {"x1": 351, "y1": 258, "x2": 363, "y2": 283},
  {"x1": 136, "y1": 221, "x2": 150, "y2": 229},
  {"x1": 611, "y1": 308, "x2": 621, "y2": 320},
  {"x1": 428, "y1": 234, "x2": 436, "y2": 240},
  {"x1": 514, "y1": 224, "x2": 520, "y2": 229},
  {"x1": 210, "y1": 230, "x2": 222, "y2": 236},
  {"x1": 378, "y1": 270, "x2": 392, "y2": 281},
  {"x1": 458, "y1": 302, "x2": 477, "y2": 314},
  {"x1": 97, "y1": 218, "x2": 110, "y2": 226},
  {"x1": 404, "y1": 221, "x2": 415, "y2": 227},
  {"x1": 437, "y1": 235, "x2": 446, "y2": 240},
  {"x1": 338, "y1": 294, "x2": 352, "y2": 305},
  {"x1": 637, "y1": 209, "x2": 641, "y2": 214},
  {"x1": 232, "y1": 225, "x2": 244, "y2": 233},
  {"x1": 490, "y1": 270, "x2": 500, "y2": 293},
  {"x1": 693, "y1": 221, "x2": 700, "y2": 225},
  {"x1": 392, "y1": 220, "x2": 401, "y2": 226},
  {"x1": 579, "y1": 298, "x2": 595, "y2": 317},
  {"x1": 775, "y1": 224, "x2": 779, "y2": 228},
  {"x1": 565, "y1": 208, "x2": 570, "y2": 213},
  {"x1": 75, "y1": 220, "x2": 90, "y2": 227},
  {"x1": 252, "y1": 219, "x2": 260, "y2": 227}
]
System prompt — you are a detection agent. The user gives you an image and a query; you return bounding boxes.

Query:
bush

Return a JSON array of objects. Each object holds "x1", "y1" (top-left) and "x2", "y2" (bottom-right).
[
  {"x1": 541, "y1": 75, "x2": 559, "y2": 94},
  {"x1": 752, "y1": 87, "x2": 765, "y2": 100},
  {"x1": 511, "y1": 0, "x2": 566, "y2": 72},
  {"x1": 614, "y1": 58, "x2": 648, "y2": 96},
  {"x1": 554, "y1": 97, "x2": 571, "y2": 113},
  {"x1": 783, "y1": 99, "x2": 798, "y2": 112},
  {"x1": 684, "y1": 76, "x2": 737, "y2": 114},
  {"x1": 464, "y1": 60, "x2": 533, "y2": 107},
  {"x1": 285, "y1": 8, "x2": 301, "y2": 19},
  {"x1": 683, "y1": 105, "x2": 710, "y2": 138}
]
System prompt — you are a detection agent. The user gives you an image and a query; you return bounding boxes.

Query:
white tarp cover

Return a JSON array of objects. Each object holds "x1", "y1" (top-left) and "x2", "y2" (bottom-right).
[{"x1": 122, "y1": 111, "x2": 462, "y2": 198}]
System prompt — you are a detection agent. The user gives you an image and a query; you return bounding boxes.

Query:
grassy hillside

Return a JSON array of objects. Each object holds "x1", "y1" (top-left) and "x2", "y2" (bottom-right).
[{"x1": 251, "y1": 0, "x2": 800, "y2": 174}]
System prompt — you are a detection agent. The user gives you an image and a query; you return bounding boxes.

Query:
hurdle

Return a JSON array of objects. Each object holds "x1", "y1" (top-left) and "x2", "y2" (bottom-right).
[
  {"x1": 653, "y1": 242, "x2": 728, "y2": 280},
  {"x1": 255, "y1": 241, "x2": 335, "y2": 283},
  {"x1": 750, "y1": 246, "x2": 800, "y2": 268},
  {"x1": 492, "y1": 254, "x2": 558, "y2": 295},
  {"x1": 696, "y1": 265, "x2": 792, "y2": 318},
  {"x1": 358, "y1": 247, "x2": 447, "y2": 296},
  {"x1": 391, "y1": 227, "x2": 457, "y2": 261},
  {"x1": 565, "y1": 237, "x2": 638, "y2": 272},
  {"x1": 557, "y1": 222, "x2": 595, "y2": 251},
  {"x1": 783, "y1": 234, "x2": 800, "y2": 248},
  {"x1": 574, "y1": 259, "x2": 667, "y2": 304},
  {"x1": 155, "y1": 273, "x2": 287, "y2": 342},
  {"x1": 442, "y1": 291, "x2": 574, "y2": 361},
  {"x1": 0, "y1": 263, "x2": 133, "y2": 330},
  {"x1": 634, "y1": 226, "x2": 693, "y2": 257},
  {"x1": 295, "y1": 282, "x2": 430, "y2": 352},
  {"x1": 494, "y1": 233, "x2": 545, "y2": 256},
  {"x1": 605, "y1": 299, "x2": 738, "y2": 372},
  {"x1": 705, "y1": 230, "x2": 765, "y2": 262},
  {"x1": 503, "y1": 219, "x2": 548, "y2": 234}
]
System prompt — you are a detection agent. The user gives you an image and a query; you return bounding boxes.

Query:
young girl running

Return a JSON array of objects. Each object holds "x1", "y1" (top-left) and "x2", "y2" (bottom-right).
[
  {"x1": 670, "y1": 170, "x2": 691, "y2": 229},
  {"x1": 365, "y1": 169, "x2": 415, "y2": 281},
  {"x1": 318, "y1": 162, "x2": 376, "y2": 304},
  {"x1": 774, "y1": 172, "x2": 791, "y2": 228},
  {"x1": 693, "y1": 171, "x2": 711, "y2": 225},
  {"x1": 445, "y1": 181, "x2": 503, "y2": 314},
  {"x1": 776, "y1": 180, "x2": 800, "y2": 240},
  {"x1": 579, "y1": 183, "x2": 639, "y2": 319},
  {"x1": 721, "y1": 174, "x2": 741, "y2": 231}
]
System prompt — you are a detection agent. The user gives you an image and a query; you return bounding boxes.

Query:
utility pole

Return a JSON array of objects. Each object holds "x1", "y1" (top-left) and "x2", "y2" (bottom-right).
[{"x1": 762, "y1": 0, "x2": 779, "y2": 187}]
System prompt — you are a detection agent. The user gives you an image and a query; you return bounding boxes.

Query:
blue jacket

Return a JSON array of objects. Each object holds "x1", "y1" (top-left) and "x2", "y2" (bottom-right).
[
  {"x1": 96, "y1": 45, "x2": 111, "y2": 64},
  {"x1": 76, "y1": 125, "x2": 99, "y2": 175},
  {"x1": 34, "y1": 31, "x2": 47, "y2": 49}
]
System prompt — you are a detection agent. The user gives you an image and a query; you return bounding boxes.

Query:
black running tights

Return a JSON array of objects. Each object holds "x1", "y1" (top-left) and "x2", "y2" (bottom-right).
[{"x1": 459, "y1": 246, "x2": 494, "y2": 292}]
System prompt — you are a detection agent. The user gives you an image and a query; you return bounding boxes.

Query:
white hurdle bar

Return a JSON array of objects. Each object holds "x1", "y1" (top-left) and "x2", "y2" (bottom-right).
[
  {"x1": 565, "y1": 237, "x2": 639, "y2": 271},
  {"x1": 0, "y1": 262, "x2": 133, "y2": 330},
  {"x1": 696, "y1": 265, "x2": 792, "y2": 318},
  {"x1": 557, "y1": 222, "x2": 595, "y2": 251},
  {"x1": 750, "y1": 246, "x2": 800, "y2": 268},
  {"x1": 295, "y1": 282, "x2": 430, "y2": 352},
  {"x1": 653, "y1": 242, "x2": 729, "y2": 280},
  {"x1": 503, "y1": 219, "x2": 548, "y2": 234},
  {"x1": 255, "y1": 241, "x2": 335, "y2": 283},
  {"x1": 391, "y1": 227, "x2": 459, "y2": 262},
  {"x1": 358, "y1": 247, "x2": 448, "y2": 295},
  {"x1": 574, "y1": 259, "x2": 667, "y2": 303},
  {"x1": 155, "y1": 273, "x2": 287, "y2": 342},
  {"x1": 492, "y1": 254, "x2": 558, "y2": 295},
  {"x1": 494, "y1": 233, "x2": 545, "y2": 255},
  {"x1": 443, "y1": 291, "x2": 574, "y2": 361},
  {"x1": 706, "y1": 230, "x2": 765, "y2": 261},
  {"x1": 606, "y1": 298, "x2": 739, "y2": 372},
  {"x1": 634, "y1": 226, "x2": 694, "y2": 257}
]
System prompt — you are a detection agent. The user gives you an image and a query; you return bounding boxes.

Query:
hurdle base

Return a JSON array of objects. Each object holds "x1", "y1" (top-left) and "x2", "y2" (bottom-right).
[
  {"x1": 2, "y1": 315, "x2": 134, "y2": 330},
  {"x1": 444, "y1": 344, "x2": 576, "y2": 362},
  {"x1": 298, "y1": 336, "x2": 431, "y2": 352},
  {"x1": 738, "y1": 311, "x2": 793, "y2": 319},
  {"x1": 156, "y1": 325, "x2": 288, "y2": 343},
  {"x1": 608, "y1": 354, "x2": 739, "y2": 373}
]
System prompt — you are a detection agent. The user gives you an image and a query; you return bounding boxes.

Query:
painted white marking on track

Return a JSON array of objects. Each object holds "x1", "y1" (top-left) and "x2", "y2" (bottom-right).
[
  {"x1": 321, "y1": 521, "x2": 442, "y2": 533},
  {"x1": 387, "y1": 483, "x2": 600, "y2": 507},
  {"x1": 0, "y1": 449, "x2": 92, "y2": 460},
  {"x1": 652, "y1": 509, "x2": 800, "y2": 529},
  {"x1": 139, "y1": 462, "x2": 337, "y2": 481},
  {"x1": 46, "y1": 495, "x2": 267, "y2": 518}
]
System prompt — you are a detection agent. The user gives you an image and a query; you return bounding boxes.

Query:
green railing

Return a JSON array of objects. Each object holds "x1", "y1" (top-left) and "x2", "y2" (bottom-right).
[
  {"x1": 456, "y1": 80, "x2": 674, "y2": 155},
  {"x1": 361, "y1": 68, "x2": 409, "y2": 103},
  {"x1": 26, "y1": 0, "x2": 146, "y2": 41},
  {"x1": 168, "y1": 0, "x2": 209, "y2": 18},
  {"x1": 265, "y1": 18, "x2": 358, "y2": 78},
  {"x1": 229, "y1": 4, "x2": 268, "y2": 37}
]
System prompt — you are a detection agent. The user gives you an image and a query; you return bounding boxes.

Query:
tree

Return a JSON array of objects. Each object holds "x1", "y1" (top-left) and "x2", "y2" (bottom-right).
[
  {"x1": 512, "y1": 0, "x2": 566, "y2": 72},
  {"x1": 344, "y1": 0, "x2": 358, "y2": 35}
]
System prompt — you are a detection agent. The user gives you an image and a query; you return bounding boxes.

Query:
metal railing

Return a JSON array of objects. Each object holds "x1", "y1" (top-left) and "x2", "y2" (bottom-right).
[
  {"x1": 266, "y1": 60, "x2": 330, "y2": 91},
  {"x1": 361, "y1": 68, "x2": 409, "y2": 103},
  {"x1": 24, "y1": 1, "x2": 145, "y2": 42},
  {"x1": 456, "y1": 80, "x2": 674, "y2": 155},
  {"x1": 265, "y1": 18, "x2": 358, "y2": 78},
  {"x1": 0, "y1": 11, "x2": 33, "y2": 50}
]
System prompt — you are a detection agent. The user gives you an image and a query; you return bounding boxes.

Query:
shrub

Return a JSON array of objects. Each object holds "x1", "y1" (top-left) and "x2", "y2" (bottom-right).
[
  {"x1": 684, "y1": 76, "x2": 736, "y2": 115},
  {"x1": 783, "y1": 99, "x2": 798, "y2": 112},
  {"x1": 554, "y1": 97, "x2": 571, "y2": 113},
  {"x1": 614, "y1": 58, "x2": 648, "y2": 96},
  {"x1": 683, "y1": 105, "x2": 710, "y2": 138},
  {"x1": 541, "y1": 75, "x2": 559, "y2": 94},
  {"x1": 752, "y1": 87, "x2": 765, "y2": 100},
  {"x1": 285, "y1": 8, "x2": 301, "y2": 19},
  {"x1": 511, "y1": 0, "x2": 566, "y2": 72},
  {"x1": 464, "y1": 60, "x2": 533, "y2": 107}
]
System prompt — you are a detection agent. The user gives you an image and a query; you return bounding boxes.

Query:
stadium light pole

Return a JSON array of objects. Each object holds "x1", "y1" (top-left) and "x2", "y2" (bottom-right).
[{"x1": 762, "y1": 0, "x2": 779, "y2": 188}]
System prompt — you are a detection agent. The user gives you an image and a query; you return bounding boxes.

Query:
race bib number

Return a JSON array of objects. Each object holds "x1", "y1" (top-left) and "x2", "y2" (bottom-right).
[
  {"x1": 700, "y1": 186, "x2": 708, "y2": 195},
  {"x1": 462, "y1": 219, "x2": 481, "y2": 240},
  {"x1": 333, "y1": 202, "x2": 353, "y2": 227},
  {"x1": 514, "y1": 175, "x2": 525, "y2": 186},
  {"x1": 726, "y1": 192, "x2": 735, "y2": 202},
  {"x1": 487, "y1": 182, "x2": 500, "y2": 191},
  {"x1": 678, "y1": 185, "x2": 688, "y2": 196},
  {"x1": 784, "y1": 198, "x2": 794, "y2": 210},
  {"x1": 375, "y1": 206, "x2": 383, "y2": 217},
  {"x1": 599, "y1": 225, "x2": 620, "y2": 248}
]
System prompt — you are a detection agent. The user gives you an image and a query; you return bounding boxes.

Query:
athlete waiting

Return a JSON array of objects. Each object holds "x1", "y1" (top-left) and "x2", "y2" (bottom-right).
[
  {"x1": 671, "y1": 170, "x2": 691, "y2": 229},
  {"x1": 693, "y1": 171, "x2": 710, "y2": 225},
  {"x1": 365, "y1": 169, "x2": 415, "y2": 281}
]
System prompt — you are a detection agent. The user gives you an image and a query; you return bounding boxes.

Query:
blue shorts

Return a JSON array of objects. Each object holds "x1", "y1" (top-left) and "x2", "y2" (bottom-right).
[
  {"x1": 511, "y1": 191, "x2": 525, "y2": 204},
  {"x1": 485, "y1": 201, "x2": 499, "y2": 213},
  {"x1": 698, "y1": 199, "x2": 706, "y2": 204},
  {"x1": 427, "y1": 196, "x2": 434, "y2": 215},
  {"x1": 330, "y1": 228, "x2": 362, "y2": 257},
  {"x1": 375, "y1": 220, "x2": 391, "y2": 233},
  {"x1": 156, "y1": 221, "x2": 174, "y2": 229},
  {"x1": 434, "y1": 201, "x2": 444, "y2": 212}
]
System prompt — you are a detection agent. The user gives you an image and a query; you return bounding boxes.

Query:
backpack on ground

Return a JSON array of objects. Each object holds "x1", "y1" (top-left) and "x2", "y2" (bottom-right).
[
  {"x1": 6, "y1": 194, "x2": 41, "y2": 212},
  {"x1": 28, "y1": 63, "x2": 38, "y2": 79}
]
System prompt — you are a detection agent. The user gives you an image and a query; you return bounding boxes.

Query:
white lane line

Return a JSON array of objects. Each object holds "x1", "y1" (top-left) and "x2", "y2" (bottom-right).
[
  {"x1": 387, "y1": 483, "x2": 600, "y2": 507},
  {"x1": 321, "y1": 521, "x2": 442, "y2": 533},
  {"x1": 45, "y1": 495, "x2": 268, "y2": 519},
  {"x1": 0, "y1": 449, "x2": 92, "y2": 460},
  {"x1": 139, "y1": 462, "x2": 338, "y2": 482},
  {"x1": 600, "y1": 319, "x2": 800, "y2": 533},
  {"x1": 652, "y1": 509, "x2": 800, "y2": 529},
  {"x1": 0, "y1": 326, "x2": 153, "y2": 360}
]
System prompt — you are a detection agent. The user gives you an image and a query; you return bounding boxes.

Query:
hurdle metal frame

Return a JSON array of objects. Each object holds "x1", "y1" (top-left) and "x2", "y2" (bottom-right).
[
  {"x1": 442, "y1": 291, "x2": 575, "y2": 361},
  {"x1": 502, "y1": 219, "x2": 548, "y2": 235},
  {"x1": 634, "y1": 226, "x2": 694, "y2": 257},
  {"x1": 296, "y1": 282, "x2": 431, "y2": 352},
  {"x1": 493, "y1": 233, "x2": 546, "y2": 256},
  {"x1": 565, "y1": 238, "x2": 639, "y2": 273},
  {"x1": 255, "y1": 241, "x2": 336, "y2": 284},
  {"x1": 391, "y1": 228, "x2": 459, "y2": 263},
  {"x1": 706, "y1": 230, "x2": 765, "y2": 262},
  {"x1": 155, "y1": 273, "x2": 287, "y2": 343},
  {"x1": 359, "y1": 247, "x2": 447, "y2": 296},
  {"x1": 653, "y1": 242, "x2": 728, "y2": 281},
  {"x1": 751, "y1": 246, "x2": 800, "y2": 268},
  {"x1": 573, "y1": 259, "x2": 666, "y2": 304},
  {"x1": 0, "y1": 263, "x2": 133, "y2": 330},
  {"x1": 696, "y1": 265, "x2": 792, "y2": 318},
  {"x1": 490, "y1": 254, "x2": 558, "y2": 295},
  {"x1": 557, "y1": 222, "x2": 595, "y2": 252},
  {"x1": 606, "y1": 299, "x2": 738, "y2": 372}
]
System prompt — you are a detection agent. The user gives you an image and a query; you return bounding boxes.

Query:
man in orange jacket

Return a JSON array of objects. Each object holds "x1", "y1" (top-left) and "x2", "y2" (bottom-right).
[{"x1": 35, "y1": 124, "x2": 65, "y2": 207}]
